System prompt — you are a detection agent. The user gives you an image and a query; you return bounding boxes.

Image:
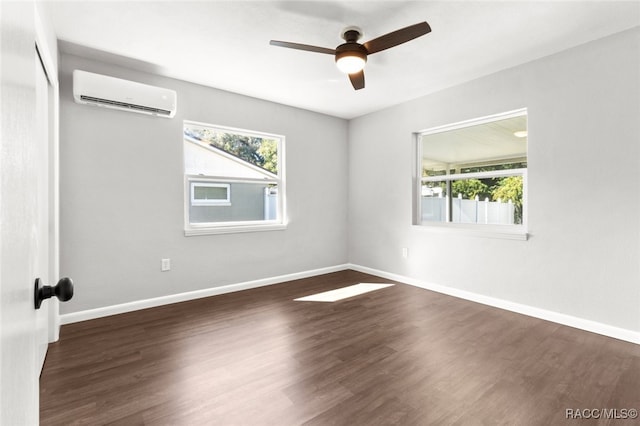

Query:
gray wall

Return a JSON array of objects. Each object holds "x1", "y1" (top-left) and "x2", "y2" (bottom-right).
[
  {"x1": 348, "y1": 28, "x2": 640, "y2": 332},
  {"x1": 60, "y1": 28, "x2": 639, "y2": 335},
  {"x1": 59, "y1": 53, "x2": 348, "y2": 313}
]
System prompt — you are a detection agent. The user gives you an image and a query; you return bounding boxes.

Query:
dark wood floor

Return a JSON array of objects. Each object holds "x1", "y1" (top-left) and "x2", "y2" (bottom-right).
[{"x1": 41, "y1": 270, "x2": 639, "y2": 425}]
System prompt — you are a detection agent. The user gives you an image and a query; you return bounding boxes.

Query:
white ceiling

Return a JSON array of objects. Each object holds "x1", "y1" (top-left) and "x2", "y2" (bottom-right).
[{"x1": 47, "y1": 1, "x2": 640, "y2": 119}]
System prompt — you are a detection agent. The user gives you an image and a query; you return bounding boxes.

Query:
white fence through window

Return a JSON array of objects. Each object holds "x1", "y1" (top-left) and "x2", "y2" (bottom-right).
[{"x1": 422, "y1": 195, "x2": 515, "y2": 225}]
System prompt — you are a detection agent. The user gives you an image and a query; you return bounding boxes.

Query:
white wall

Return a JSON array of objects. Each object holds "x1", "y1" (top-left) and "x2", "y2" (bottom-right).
[
  {"x1": 348, "y1": 28, "x2": 640, "y2": 333},
  {"x1": 59, "y1": 54, "x2": 348, "y2": 314}
]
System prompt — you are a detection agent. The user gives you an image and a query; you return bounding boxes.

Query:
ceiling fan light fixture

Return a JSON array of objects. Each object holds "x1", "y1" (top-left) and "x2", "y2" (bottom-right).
[
  {"x1": 336, "y1": 54, "x2": 366, "y2": 74},
  {"x1": 335, "y1": 44, "x2": 367, "y2": 74}
]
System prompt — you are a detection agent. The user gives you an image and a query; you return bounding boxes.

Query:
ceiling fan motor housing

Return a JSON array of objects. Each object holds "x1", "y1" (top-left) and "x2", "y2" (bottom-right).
[{"x1": 341, "y1": 27, "x2": 363, "y2": 42}]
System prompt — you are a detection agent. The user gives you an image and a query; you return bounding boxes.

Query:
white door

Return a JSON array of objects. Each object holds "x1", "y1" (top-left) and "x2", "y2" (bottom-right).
[
  {"x1": 0, "y1": 1, "x2": 56, "y2": 423},
  {"x1": 35, "y1": 45, "x2": 52, "y2": 371}
]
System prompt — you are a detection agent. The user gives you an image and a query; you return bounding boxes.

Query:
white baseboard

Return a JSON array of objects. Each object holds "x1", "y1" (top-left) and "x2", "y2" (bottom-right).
[
  {"x1": 61, "y1": 262, "x2": 639, "y2": 346},
  {"x1": 348, "y1": 263, "x2": 640, "y2": 345},
  {"x1": 60, "y1": 264, "x2": 350, "y2": 325}
]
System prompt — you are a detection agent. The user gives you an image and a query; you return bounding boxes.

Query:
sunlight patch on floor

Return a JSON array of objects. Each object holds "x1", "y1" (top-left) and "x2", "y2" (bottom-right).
[{"x1": 294, "y1": 283, "x2": 394, "y2": 302}]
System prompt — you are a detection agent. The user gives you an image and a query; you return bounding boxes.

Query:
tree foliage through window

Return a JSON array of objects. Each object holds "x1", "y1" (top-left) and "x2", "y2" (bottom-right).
[{"x1": 185, "y1": 127, "x2": 278, "y2": 174}]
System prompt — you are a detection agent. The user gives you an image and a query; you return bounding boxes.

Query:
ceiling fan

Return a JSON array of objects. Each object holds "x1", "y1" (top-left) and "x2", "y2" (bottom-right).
[{"x1": 270, "y1": 22, "x2": 431, "y2": 90}]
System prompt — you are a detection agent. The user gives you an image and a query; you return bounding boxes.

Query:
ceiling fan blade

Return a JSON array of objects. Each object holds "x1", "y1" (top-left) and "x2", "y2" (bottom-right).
[
  {"x1": 348, "y1": 70, "x2": 365, "y2": 90},
  {"x1": 269, "y1": 40, "x2": 335, "y2": 55},
  {"x1": 363, "y1": 22, "x2": 431, "y2": 55}
]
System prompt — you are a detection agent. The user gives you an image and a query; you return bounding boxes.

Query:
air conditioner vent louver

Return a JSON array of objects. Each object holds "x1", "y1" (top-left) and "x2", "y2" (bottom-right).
[
  {"x1": 73, "y1": 70, "x2": 177, "y2": 118},
  {"x1": 79, "y1": 95, "x2": 172, "y2": 116}
]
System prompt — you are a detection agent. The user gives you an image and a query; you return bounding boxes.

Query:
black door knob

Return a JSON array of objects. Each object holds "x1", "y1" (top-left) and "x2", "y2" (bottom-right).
[{"x1": 34, "y1": 277, "x2": 74, "y2": 309}]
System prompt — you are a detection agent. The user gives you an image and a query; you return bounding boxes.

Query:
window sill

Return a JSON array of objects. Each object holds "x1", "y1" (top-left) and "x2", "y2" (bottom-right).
[
  {"x1": 413, "y1": 223, "x2": 528, "y2": 240},
  {"x1": 191, "y1": 202, "x2": 232, "y2": 207},
  {"x1": 185, "y1": 223, "x2": 287, "y2": 236}
]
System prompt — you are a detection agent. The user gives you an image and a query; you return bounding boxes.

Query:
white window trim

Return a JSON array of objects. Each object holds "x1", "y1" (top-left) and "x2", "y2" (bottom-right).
[
  {"x1": 412, "y1": 222, "x2": 528, "y2": 240},
  {"x1": 415, "y1": 109, "x2": 528, "y2": 240},
  {"x1": 185, "y1": 222, "x2": 287, "y2": 236},
  {"x1": 190, "y1": 182, "x2": 231, "y2": 206},
  {"x1": 182, "y1": 121, "x2": 287, "y2": 237}
]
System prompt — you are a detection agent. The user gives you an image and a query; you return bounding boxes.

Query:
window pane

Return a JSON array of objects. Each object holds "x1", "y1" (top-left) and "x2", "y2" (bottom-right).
[
  {"x1": 421, "y1": 181, "x2": 447, "y2": 222},
  {"x1": 184, "y1": 125, "x2": 278, "y2": 175},
  {"x1": 190, "y1": 182, "x2": 278, "y2": 224},
  {"x1": 194, "y1": 185, "x2": 227, "y2": 201},
  {"x1": 421, "y1": 115, "x2": 527, "y2": 175},
  {"x1": 451, "y1": 176, "x2": 523, "y2": 225}
]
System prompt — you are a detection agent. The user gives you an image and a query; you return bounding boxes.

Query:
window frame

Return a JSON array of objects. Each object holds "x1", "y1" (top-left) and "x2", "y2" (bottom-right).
[
  {"x1": 183, "y1": 121, "x2": 286, "y2": 236},
  {"x1": 414, "y1": 109, "x2": 528, "y2": 240}
]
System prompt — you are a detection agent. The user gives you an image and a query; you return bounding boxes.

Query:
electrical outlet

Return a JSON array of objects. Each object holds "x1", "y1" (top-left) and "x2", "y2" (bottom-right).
[
  {"x1": 161, "y1": 258, "x2": 171, "y2": 272},
  {"x1": 402, "y1": 247, "x2": 409, "y2": 258}
]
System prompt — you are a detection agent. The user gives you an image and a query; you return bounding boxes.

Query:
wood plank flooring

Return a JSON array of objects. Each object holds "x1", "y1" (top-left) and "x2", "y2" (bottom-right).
[{"x1": 40, "y1": 270, "x2": 640, "y2": 425}]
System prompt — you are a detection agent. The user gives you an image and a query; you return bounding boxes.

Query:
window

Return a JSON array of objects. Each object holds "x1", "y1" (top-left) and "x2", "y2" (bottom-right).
[
  {"x1": 190, "y1": 182, "x2": 230, "y2": 206},
  {"x1": 183, "y1": 121, "x2": 285, "y2": 235},
  {"x1": 416, "y1": 109, "x2": 527, "y2": 237}
]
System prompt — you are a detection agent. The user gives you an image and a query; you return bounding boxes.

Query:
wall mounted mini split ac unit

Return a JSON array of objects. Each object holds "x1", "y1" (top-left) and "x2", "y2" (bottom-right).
[{"x1": 73, "y1": 70, "x2": 177, "y2": 118}]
